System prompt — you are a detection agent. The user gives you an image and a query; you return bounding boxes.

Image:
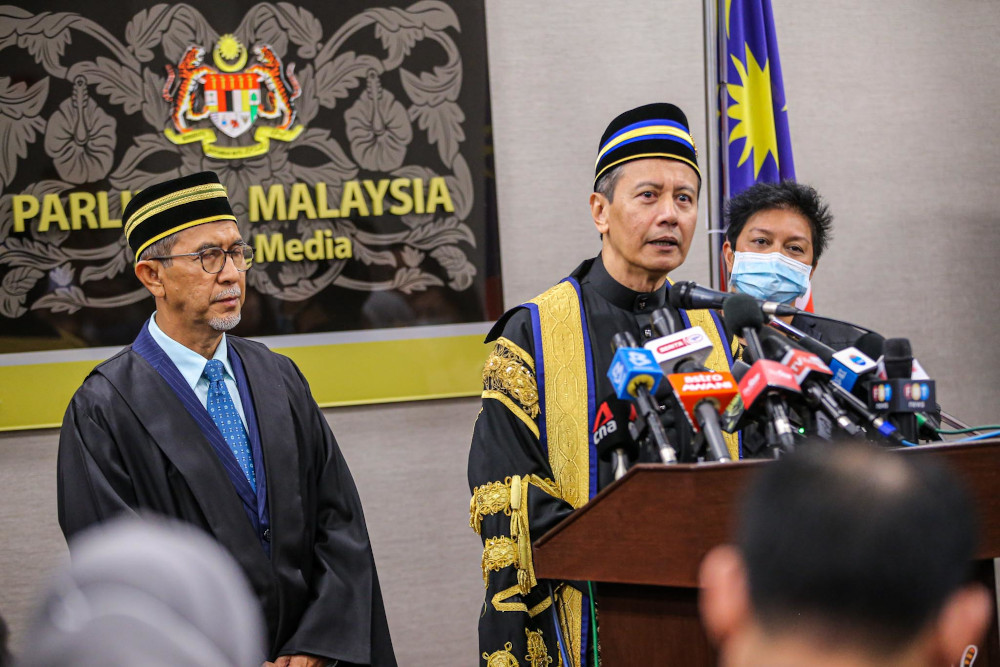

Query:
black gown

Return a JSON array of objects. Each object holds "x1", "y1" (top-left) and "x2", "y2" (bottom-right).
[
  {"x1": 58, "y1": 334, "x2": 396, "y2": 665},
  {"x1": 468, "y1": 256, "x2": 730, "y2": 666}
]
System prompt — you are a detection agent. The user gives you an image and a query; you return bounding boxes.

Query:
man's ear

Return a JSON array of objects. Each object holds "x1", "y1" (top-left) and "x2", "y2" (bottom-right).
[
  {"x1": 722, "y1": 240, "x2": 735, "y2": 275},
  {"x1": 590, "y1": 192, "x2": 610, "y2": 236},
  {"x1": 699, "y1": 544, "x2": 751, "y2": 646},
  {"x1": 135, "y1": 260, "x2": 165, "y2": 299},
  {"x1": 928, "y1": 584, "x2": 993, "y2": 665}
]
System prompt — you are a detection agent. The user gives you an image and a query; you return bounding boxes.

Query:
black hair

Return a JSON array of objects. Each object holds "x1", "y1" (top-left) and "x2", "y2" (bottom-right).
[
  {"x1": 724, "y1": 180, "x2": 832, "y2": 265},
  {"x1": 738, "y1": 442, "x2": 977, "y2": 655}
]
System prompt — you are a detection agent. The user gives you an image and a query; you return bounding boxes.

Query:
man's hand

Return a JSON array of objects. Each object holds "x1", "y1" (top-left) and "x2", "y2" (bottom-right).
[{"x1": 267, "y1": 654, "x2": 331, "y2": 667}]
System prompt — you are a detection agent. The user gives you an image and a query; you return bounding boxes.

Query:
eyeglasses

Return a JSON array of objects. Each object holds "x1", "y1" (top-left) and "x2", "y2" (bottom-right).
[{"x1": 147, "y1": 244, "x2": 254, "y2": 274}]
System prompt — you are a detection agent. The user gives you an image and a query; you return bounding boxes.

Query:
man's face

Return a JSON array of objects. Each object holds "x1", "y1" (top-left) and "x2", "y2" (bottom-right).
[
  {"x1": 152, "y1": 221, "x2": 247, "y2": 343},
  {"x1": 723, "y1": 208, "x2": 816, "y2": 275},
  {"x1": 591, "y1": 158, "x2": 699, "y2": 291}
]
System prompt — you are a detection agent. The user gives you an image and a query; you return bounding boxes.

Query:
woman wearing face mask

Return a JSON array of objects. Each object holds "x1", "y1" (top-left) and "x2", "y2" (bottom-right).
[{"x1": 722, "y1": 180, "x2": 862, "y2": 351}]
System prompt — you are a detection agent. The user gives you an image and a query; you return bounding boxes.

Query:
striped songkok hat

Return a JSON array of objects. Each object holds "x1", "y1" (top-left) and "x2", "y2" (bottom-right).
[
  {"x1": 123, "y1": 171, "x2": 237, "y2": 262},
  {"x1": 594, "y1": 103, "x2": 699, "y2": 186}
]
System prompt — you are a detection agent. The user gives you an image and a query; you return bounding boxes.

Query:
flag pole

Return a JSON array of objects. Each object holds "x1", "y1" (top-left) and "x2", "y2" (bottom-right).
[{"x1": 702, "y1": 0, "x2": 724, "y2": 290}]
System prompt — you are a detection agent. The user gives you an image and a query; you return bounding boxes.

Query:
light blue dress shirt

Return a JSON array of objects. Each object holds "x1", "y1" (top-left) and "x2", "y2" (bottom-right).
[{"x1": 147, "y1": 313, "x2": 249, "y2": 431}]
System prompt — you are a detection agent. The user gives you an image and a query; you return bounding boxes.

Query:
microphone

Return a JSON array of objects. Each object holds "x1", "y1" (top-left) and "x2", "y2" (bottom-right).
[
  {"x1": 759, "y1": 328, "x2": 862, "y2": 436},
  {"x1": 644, "y1": 325, "x2": 715, "y2": 375},
  {"x1": 866, "y1": 335, "x2": 939, "y2": 440},
  {"x1": 855, "y1": 332, "x2": 887, "y2": 364},
  {"x1": 665, "y1": 370, "x2": 738, "y2": 461},
  {"x1": 593, "y1": 395, "x2": 639, "y2": 480},
  {"x1": 766, "y1": 318, "x2": 907, "y2": 446},
  {"x1": 668, "y1": 280, "x2": 799, "y2": 316},
  {"x1": 608, "y1": 332, "x2": 678, "y2": 464},
  {"x1": 789, "y1": 332, "x2": 880, "y2": 398},
  {"x1": 723, "y1": 295, "x2": 799, "y2": 452},
  {"x1": 869, "y1": 338, "x2": 932, "y2": 443}
]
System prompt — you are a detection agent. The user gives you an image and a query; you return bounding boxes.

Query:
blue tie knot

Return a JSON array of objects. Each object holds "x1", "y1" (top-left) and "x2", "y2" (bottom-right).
[{"x1": 203, "y1": 359, "x2": 226, "y2": 383}]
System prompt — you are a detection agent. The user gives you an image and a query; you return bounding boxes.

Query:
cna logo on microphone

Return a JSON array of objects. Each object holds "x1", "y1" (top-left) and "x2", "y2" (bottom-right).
[{"x1": 592, "y1": 402, "x2": 619, "y2": 445}]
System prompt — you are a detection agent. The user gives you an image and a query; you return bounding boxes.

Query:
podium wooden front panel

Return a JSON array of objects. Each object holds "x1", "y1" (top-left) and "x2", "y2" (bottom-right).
[{"x1": 532, "y1": 440, "x2": 1000, "y2": 666}]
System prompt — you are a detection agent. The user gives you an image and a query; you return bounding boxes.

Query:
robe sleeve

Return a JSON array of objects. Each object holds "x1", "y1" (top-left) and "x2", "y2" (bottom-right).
[
  {"x1": 276, "y1": 361, "x2": 396, "y2": 667},
  {"x1": 57, "y1": 378, "x2": 139, "y2": 541},
  {"x1": 467, "y1": 309, "x2": 576, "y2": 666}
]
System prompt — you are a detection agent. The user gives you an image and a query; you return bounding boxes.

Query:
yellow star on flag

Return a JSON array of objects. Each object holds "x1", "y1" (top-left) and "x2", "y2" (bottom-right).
[{"x1": 726, "y1": 44, "x2": 780, "y2": 178}]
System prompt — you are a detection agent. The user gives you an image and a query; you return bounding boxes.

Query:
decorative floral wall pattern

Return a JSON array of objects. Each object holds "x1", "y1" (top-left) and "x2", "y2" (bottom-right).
[{"x1": 0, "y1": 1, "x2": 499, "y2": 350}]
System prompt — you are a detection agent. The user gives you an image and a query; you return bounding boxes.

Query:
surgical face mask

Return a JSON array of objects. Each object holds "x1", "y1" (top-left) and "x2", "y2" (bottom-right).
[{"x1": 730, "y1": 251, "x2": 811, "y2": 304}]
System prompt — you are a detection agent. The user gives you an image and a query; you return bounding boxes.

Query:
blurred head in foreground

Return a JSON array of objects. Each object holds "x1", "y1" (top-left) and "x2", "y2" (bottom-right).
[
  {"x1": 699, "y1": 442, "x2": 992, "y2": 667},
  {"x1": 23, "y1": 516, "x2": 265, "y2": 667}
]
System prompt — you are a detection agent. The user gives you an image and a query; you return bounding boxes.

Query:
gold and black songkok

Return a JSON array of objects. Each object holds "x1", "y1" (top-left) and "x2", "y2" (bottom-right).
[
  {"x1": 594, "y1": 102, "x2": 699, "y2": 186},
  {"x1": 123, "y1": 171, "x2": 237, "y2": 261}
]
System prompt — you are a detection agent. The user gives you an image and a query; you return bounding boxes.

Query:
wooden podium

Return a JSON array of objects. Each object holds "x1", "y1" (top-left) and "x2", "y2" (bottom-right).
[{"x1": 533, "y1": 440, "x2": 1000, "y2": 665}]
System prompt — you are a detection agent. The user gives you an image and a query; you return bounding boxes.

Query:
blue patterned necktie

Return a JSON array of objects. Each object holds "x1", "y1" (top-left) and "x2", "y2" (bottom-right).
[{"x1": 203, "y1": 359, "x2": 255, "y2": 490}]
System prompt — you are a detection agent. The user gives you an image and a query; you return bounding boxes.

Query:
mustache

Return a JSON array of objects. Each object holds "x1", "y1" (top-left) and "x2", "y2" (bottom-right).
[{"x1": 212, "y1": 287, "x2": 242, "y2": 302}]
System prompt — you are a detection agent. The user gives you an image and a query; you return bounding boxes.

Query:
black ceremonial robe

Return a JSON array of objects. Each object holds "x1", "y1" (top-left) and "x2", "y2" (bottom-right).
[
  {"x1": 57, "y1": 333, "x2": 396, "y2": 666},
  {"x1": 468, "y1": 256, "x2": 736, "y2": 667}
]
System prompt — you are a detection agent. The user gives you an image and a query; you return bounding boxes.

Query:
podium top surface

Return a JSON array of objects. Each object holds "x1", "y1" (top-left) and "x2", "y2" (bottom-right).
[{"x1": 532, "y1": 440, "x2": 1000, "y2": 588}]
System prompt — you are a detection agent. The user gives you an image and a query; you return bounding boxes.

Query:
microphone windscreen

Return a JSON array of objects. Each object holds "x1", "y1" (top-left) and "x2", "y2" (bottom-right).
[
  {"x1": 883, "y1": 337, "x2": 913, "y2": 380},
  {"x1": 667, "y1": 281, "x2": 694, "y2": 309},
  {"x1": 883, "y1": 337, "x2": 911, "y2": 360},
  {"x1": 855, "y1": 332, "x2": 887, "y2": 360},
  {"x1": 723, "y1": 293, "x2": 766, "y2": 332}
]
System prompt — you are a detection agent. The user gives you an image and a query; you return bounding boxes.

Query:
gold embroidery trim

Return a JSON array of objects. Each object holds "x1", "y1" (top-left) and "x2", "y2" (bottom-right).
[
  {"x1": 483, "y1": 337, "x2": 540, "y2": 433},
  {"x1": 528, "y1": 596, "x2": 552, "y2": 618},
  {"x1": 555, "y1": 585, "x2": 583, "y2": 667},
  {"x1": 529, "y1": 282, "x2": 590, "y2": 510},
  {"x1": 480, "y1": 474, "x2": 562, "y2": 608},
  {"x1": 470, "y1": 478, "x2": 513, "y2": 535},
  {"x1": 482, "y1": 536, "x2": 518, "y2": 588},
  {"x1": 525, "y1": 628, "x2": 553, "y2": 666},
  {"x1": 483, "y1": 641, "x2": 520, "y2": 667}
]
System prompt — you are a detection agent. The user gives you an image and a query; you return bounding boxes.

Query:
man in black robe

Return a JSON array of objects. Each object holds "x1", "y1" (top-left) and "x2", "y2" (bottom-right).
[
  {"x1": 57, "y1": 171, "x2": 396, "y2": 667},
  {"x1": 468, "y1": 104, "x2": 737, "y2": 666}
]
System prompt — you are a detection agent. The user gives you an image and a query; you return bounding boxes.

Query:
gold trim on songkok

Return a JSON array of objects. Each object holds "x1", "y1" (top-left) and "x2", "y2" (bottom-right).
[{"x1": 483, "y1": 642, "x2": 520, "y2": 667}]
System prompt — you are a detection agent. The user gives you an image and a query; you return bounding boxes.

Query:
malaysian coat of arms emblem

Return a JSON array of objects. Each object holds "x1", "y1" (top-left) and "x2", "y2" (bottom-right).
[{"x1": 164, "y1": 36, "x2": 303, "y2": 158}]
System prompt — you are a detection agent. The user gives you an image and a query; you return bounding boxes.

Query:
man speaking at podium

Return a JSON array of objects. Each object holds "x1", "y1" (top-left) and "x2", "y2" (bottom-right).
[
  {"x1": 468, "y1": 104, "x2": 737, "y2": 665},
  {"x1": 57, "y1": 172, "x2": 396, "y2": 667}
]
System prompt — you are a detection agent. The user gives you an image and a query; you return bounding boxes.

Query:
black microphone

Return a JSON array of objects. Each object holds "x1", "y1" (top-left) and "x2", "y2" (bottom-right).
[
  {"x1": 593, "y1": 395, "x2": 639, "y2": 480},
  {"x1": 855, "y1": 332, "x2": 887, "y2": 363},
  {"x1": 668, "y1": 280, "x2": 799, "y2": 316},
  {"x1": 723, "y1": 295, "x2": 798, "y2": 452},
  {"x1": 759, "y1": 328, "x2": 862, "y2": 437},
  {"x1": 883, "y1": 337, "x2": 918, "y2": 443},
  {"x1": 859, "y1": 333, "x2": 940, "y2": 440}
]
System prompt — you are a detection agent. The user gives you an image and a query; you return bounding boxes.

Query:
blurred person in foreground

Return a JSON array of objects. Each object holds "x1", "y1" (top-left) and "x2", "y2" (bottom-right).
[
  {"x1": 699, "y1": 442, "x2": 992, "y2": 667},
  {"x1": 57, "y1": 172, "x2": 395, "y2": 666},
  {"x1": 23, "y1": 517, "x2": 265, "y2": 667},
  {"x1": 723, "y1": 179, "x2": 860, "y2": 350}
]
